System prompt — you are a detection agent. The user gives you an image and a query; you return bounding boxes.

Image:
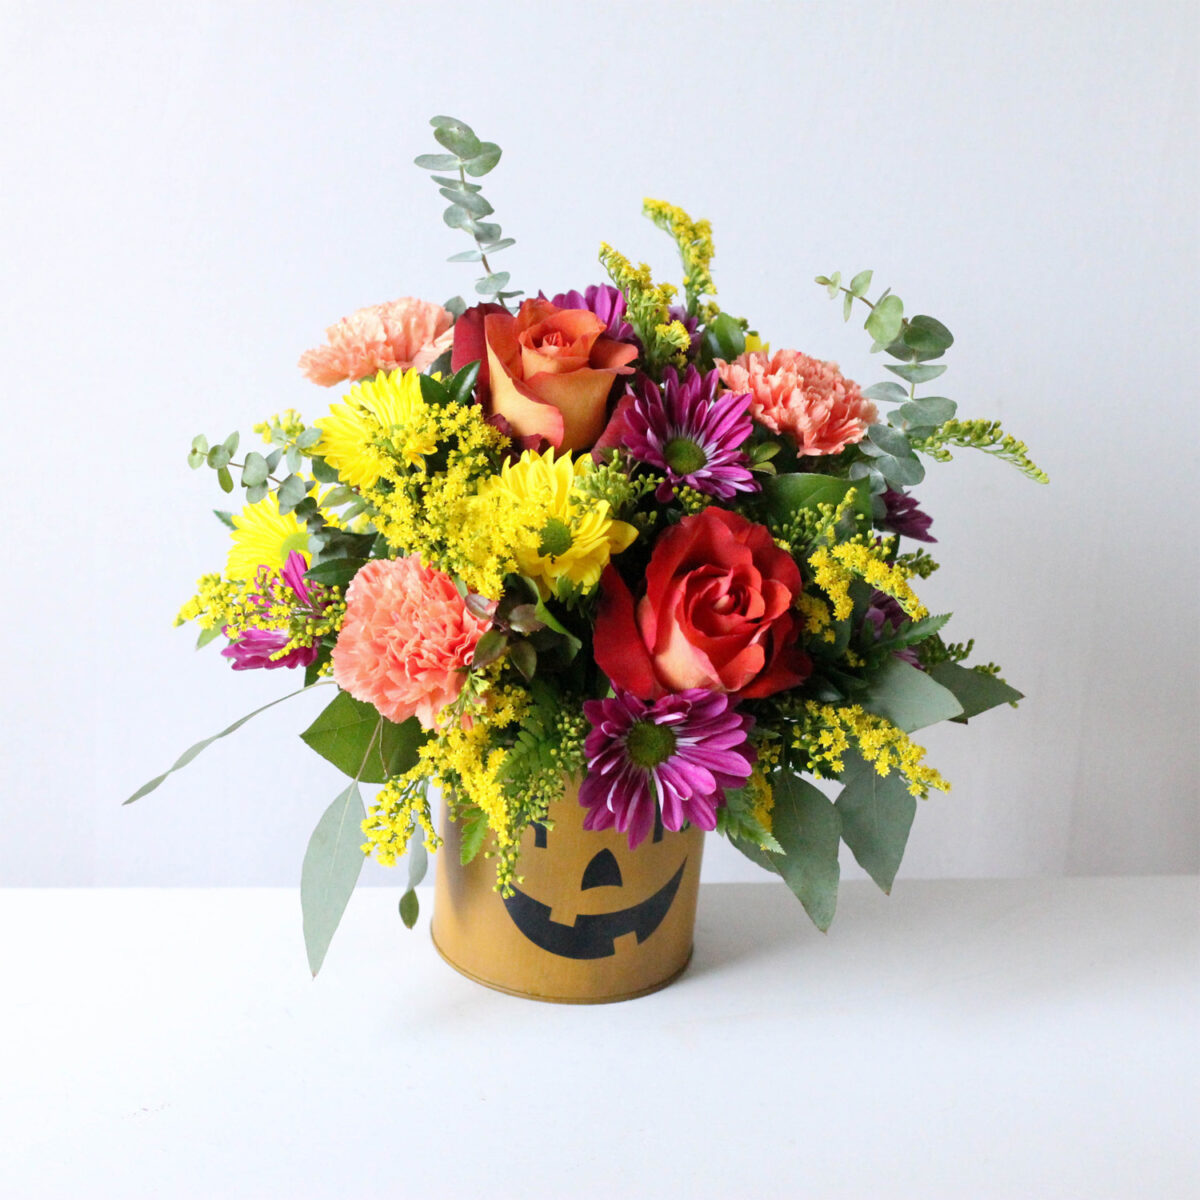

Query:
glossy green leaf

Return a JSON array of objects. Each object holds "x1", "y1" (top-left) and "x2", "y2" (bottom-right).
[
  {"x1": 448, "y1": 361, "x2": 481, "y2": 405},
  {"x1": 399, "y1": 889, "x2": 420, "y2": 929},
  {"x1": 764, "y1": 773, "x2": 842, "y2": 931},
  {"x1": 705, "y1": 312, "x2": 746, "y2": 361},
  {"x1": 835, "y1": 750, "x2": 916, "y2": 893},
  {"x1": 471, "y1": 629, "x2": 507, "y2": 669},
  {"x1": 858, "y1": 657, "x2": 963, "y2": 732},
  {"x1": 300, "y1": 691, "x2": 425, "y2": 784},
  {"x1": 928, "y1": 661, "x2": 1024, "y2": 720},
  {"x1": 301, "y1": 783, "x2": 367, "y2": 976},
  {"x1": 124, "y1": 683, "x2": 330, "y2": 803},
  {"x1": 304, "y1": 557, "x2": 367, "y2": 588},
  {"x1": 761, "y1": 473, "x2": 872, "y2": 529}
]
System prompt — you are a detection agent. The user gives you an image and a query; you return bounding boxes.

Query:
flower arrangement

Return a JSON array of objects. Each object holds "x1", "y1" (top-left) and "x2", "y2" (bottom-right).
[{"x1": 129, "y1": 116, "x2": 1047, "y2": 976}]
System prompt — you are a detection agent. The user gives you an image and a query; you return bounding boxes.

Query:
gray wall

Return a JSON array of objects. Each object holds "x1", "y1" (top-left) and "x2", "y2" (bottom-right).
[{"x1": 2, "y1": 0, "x2": 1196, "y2": 885}]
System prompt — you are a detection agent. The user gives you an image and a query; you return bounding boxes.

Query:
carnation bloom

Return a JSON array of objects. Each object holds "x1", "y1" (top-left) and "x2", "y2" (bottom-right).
[
  {"x1": 312, "y1": 367, "x2": 433, "y2": 490},
  {"x1": 481, "y1": 448, "x2": 637, "y2": 597},
  {"x1": 221, "y1": 551, "x2": 322, "y2": 671},
  {"x1": 227, "y1": 493, "x2": 311, "y2": 581},
  {"x1": 332, "y1": 556, "x2": 492, "y2": 729},
  {"x1": 717, "y1": 349, "x2": 877, "y2": 456},
  {"x1": 298, "y1": 297, "x2": 454, "y2": 387},
  {"x1": 620, "y1": 365, "x2": 758, "y2": 502},
  {"x1": 579, "y1": 689, "x2": 755, "y2": 848}
]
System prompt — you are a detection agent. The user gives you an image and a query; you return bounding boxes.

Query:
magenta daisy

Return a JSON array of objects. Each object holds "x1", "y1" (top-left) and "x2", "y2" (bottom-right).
[
  {"x1": 621, "y1": 366, "x2": 758, "y2": 502},
  {"x1": 221, "y1": 551, "x2": 326, "y2": 672},
  {"x1": 579, "y1": 688, "x2": 756, "y2": 848}
]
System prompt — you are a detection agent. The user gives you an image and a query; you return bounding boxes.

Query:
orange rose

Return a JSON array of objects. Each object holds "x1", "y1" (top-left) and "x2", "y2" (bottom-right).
[{"x1": 484, "y1": 298, "x2": 638, "y2": 451}]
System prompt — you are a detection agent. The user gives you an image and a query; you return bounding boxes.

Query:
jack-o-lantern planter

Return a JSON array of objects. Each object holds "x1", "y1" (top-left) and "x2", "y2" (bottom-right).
[{"x1": 431, "y1": 779, "x2": 705, "y2": 1003}]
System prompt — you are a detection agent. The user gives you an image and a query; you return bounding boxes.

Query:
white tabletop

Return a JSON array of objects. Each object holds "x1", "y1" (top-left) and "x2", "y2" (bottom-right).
[{"x1": 1, "y1": 878, "x2": 1195, "y2": 1199}]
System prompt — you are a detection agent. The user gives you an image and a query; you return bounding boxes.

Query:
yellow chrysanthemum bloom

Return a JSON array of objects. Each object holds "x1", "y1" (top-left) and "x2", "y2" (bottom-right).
[
  {"x1": 483, "y1": 448, "x2": 637, "y2": 596},
  {"x1": 227, "y1": 493, "x2": 310, "y2": 580},
  {"x1": 312, "y1": 367, "x2": 435, "y2": 489}
]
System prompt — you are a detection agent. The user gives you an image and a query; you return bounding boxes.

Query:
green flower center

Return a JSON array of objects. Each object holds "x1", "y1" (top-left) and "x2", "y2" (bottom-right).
[
  {"x1": 664, "y1": 436, "x2": 708, "y2": 475},
  {"x1": 625, "y1": 719, "x2": 678, "y2": 769},
  {"x1": 538, "y1": 517, "x2": 574, "y2": 559}
]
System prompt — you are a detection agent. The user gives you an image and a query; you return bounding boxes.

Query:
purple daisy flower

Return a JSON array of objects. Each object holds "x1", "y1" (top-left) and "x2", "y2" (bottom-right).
[
  {"x1": 579, "y1": 689, "x2": 756, "y2": 849},
  {"x1": 880, "y1": 488, "x2": 936, "y2": 543},
  {"x1": 864, "y1": 592, "x2": 921, "y2": 667},
  {"x1": 622, "y1": 365, "x2": 759, "y2": 502},
  {"x1": 548, "y1": 283, "x2": 639, "y2": 347},
  {"x1": 221, "y1": 551, "x2": 325, "y2": 672}
]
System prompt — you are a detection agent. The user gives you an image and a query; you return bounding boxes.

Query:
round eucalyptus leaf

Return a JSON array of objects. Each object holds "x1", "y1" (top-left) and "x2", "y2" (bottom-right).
[
  {"x1": 414, "y1": 153, "x2": 461, "y2": 171},
  {"x1": 464, "y1": 143, "x2": 502, "y2": 177}
]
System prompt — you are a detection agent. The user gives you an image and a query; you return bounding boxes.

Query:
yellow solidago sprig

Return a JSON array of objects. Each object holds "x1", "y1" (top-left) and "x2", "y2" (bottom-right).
[
  {"x1": 598, "y1": 242, "x2": 687, "y2": 373},
  {"x1": 795, "y1": 702, "x2": 950, "y2": 799},
  {"x1": 643, "y1": 198, "x2": 717, "y2": 320},
  {"x1": 481, "y1": 448, "x2": 638, "y2": 599},
  {"x1": 910, "y1": 418, "x2": 1049, "y2": 484},
  {"x1": 808, "y1": 536, "x2": 928, "y2": 622}
]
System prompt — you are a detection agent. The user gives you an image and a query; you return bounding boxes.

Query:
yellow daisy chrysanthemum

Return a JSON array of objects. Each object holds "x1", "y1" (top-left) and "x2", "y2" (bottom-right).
[
  {"x1": 312, "y1": 367, "x2": 435, "y2": 489},
  {"x1": 227, "y1": 493, "x2": 311, "y2": 581},
  {"x1": 484, "y1": 448, "x2": 637, "y2": 596}
]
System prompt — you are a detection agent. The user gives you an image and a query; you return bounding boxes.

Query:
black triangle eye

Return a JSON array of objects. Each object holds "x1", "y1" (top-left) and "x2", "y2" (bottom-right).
[
  {"x1": 533, "y1": 822, "x2": 548, "y2": 849},
  {"x1": 581, "y1": 848, "x2": 623, "y2": 890}
]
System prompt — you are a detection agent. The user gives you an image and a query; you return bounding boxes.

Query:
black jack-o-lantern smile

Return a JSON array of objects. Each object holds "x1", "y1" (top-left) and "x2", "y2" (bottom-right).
[{"x1": 501, "y1": 815, "x2": 687, "y2": 959}]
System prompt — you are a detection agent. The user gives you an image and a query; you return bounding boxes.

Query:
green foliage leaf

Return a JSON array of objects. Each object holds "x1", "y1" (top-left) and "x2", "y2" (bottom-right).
[
  {"x1": 448, "y1": 361, "x2": 480, "y2": 405},
  {"x1": 835, "y1": 750, "x2": 916, "y2": 893},
  {"x1": 433, "y1": 122, "x2": 482, "y2": 160},
  {"x1": 862, "y1": 381, "x2": 908, "y2": 405},
  {"x1": 301, "y1": 782, "x2": 367, "y2": 975},
  {"x1": 471, "y1": 629, "x2": 507, "y2": 669},
  {"x1": 310, "y1": 456, "x2": 340, "y2": 483},
  {"x1": 870, "y1": 613, "x2": 952, "y2": 654},
  {"x1": 761, "y1": 473, "x2": 872, "y2": 530},
  {"x1": 902, "y1": 314, "x2": 954, "y2": 357},
  {"x1": 124, "y1": 683, "x2": 328, "y2": 803},
  {"x1": 465, "y1": 143, "x2": 502, "y2": 176},
  {"x1": 241, "y1": 451, "x2": 269, "y2": 487},
  {"x1": 439, "y1": 186, "x2": 493, "y2": 217},
  {"x1": 447, "y1": 248, "x2": 483, "y2": 263},
  {"x1": 928, "y1": 661, "x2": 1023, "y2": 720},
  {"x1": 245, "y1": 481, "x2": 268, "y2": 504},
  {"x1": 509, "y1": 639, "x2": 537, "y2": 680},
  {"x1": 480, "y1": 237, "x2": 515, "y2": 254},
  {"x1": 759, "y1": 773, "x2": 842, "y2": 931},
  {"x1": 195, "y1": 624, "x2": 223, "y2": 649},
  {"x1": 300, "y1": 691, "x2": 425, "y2": 784},
  {"x1": 858, "y1": 657, "x2": 963, "y2": 732},
  {"x1": 849, "y1": 269, "x2": 874, "y2": 297},
  {"x1": 414, "y1": 152, "x2": 461, "y2": 171},
  {"x1": 304, "y1": 557, "x2": 367, "y2": 588},
  {"x1": 842, "y1": 291, "x2": 853, "y2": 322},
  {"x1": 213, "y1": 509, "x2": 235, "y2": 529},
  {"x1": 276, "y1": 472, "x2": 309, "y2": 514},
  {"x1": 295, "y1": 427, "x2": 323, "y2": 450},
  {"x1": 865, "y1": 294, "x2": 904, "y2": 346},
  {"x1": 475, "y1": 272, "x2": 511, "y2": 296},
  {"x1": 867, "y1": 424, "x2": 914, "y2": 458},
  {"x1": 459, "y1": 809, "x2": 489, "y2": 865},
  {"x1": 896, "y1": 397, "x2": 957, "y2": 429},
  {"x1": 705, "y1": 312, "x2": 746, "y2": 361},
  {"x1": 885, "y1": 362, "x2": 948, "y2": 384},
  {"x1": 399, "y1": 889, "x2": 420, "y2": 929},
  {"x1": 222, "y1": 431, "x2": 240, "y2": 457},
  {"x1": 217, "y1": 465, "x2": 234, "y2": 494},
  {"x1": 874, "y1": 453, "x2": 926, "y2": 487},
  {"x1": 187, "y1": 448, "x2": 206, "y2": 469}
]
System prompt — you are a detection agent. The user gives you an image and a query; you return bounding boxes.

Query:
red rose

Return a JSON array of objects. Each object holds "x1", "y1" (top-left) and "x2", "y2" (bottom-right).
[
  {"x1": 451, "y1": 302, "x2": 508, "y2": 403},
  {"x1": 483, "y1": 298, "x2": 638, "y2": 451},
  {"x1": 595, "y1": 507, "x2": 811, "y2": 700}
]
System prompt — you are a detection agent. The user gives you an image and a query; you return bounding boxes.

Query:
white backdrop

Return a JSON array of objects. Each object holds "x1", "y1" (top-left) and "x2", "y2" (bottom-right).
[{"x1": 2, "y1": 0, "x2": 1196, "y2": 888}]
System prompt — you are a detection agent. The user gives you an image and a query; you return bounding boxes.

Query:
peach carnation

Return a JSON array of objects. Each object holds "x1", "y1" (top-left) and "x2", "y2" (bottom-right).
[
  {"x1": 717, "y1": 349, "x2": 877, "y2": 457},
  {"x1": 298, "y1": 297, "x2": 454, "y2": 387},
  {"x1": 331, "y1": 556, "x2": 491, "y2": 729}
]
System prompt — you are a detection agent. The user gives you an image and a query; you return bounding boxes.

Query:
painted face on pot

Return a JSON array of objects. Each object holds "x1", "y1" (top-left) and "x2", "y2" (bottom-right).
[{"x1": 502, "y1": 807, "x2": 689, "y2": 960}]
